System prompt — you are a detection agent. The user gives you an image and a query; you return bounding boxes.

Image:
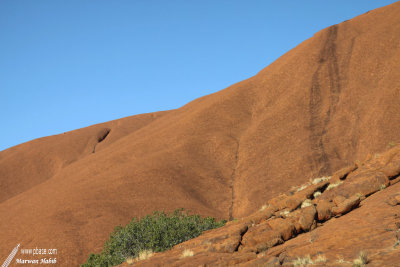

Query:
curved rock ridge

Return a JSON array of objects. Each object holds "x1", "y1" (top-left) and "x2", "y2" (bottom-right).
[
  {"x1": 1, "y1": 2, "x2": 400, "y2": 266},
  {"x1": 120, "y1": 144, "x2": 400, "y2": 266}
]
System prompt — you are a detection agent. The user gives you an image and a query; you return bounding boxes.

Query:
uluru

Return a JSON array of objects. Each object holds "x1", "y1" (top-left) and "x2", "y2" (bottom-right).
[{"x1": 1, "y1": 1, "x2": 400, "y2": 266}]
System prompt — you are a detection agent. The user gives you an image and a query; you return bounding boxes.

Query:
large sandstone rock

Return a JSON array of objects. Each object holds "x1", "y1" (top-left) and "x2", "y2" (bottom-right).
[
  {"x1": 337, "y1": 171, "x2": 389, "y2": 197},
  {"x1": 240, "y1": 221, "x2": 283, "y2": 253},
  {"x1": 244, "y1": 207, "x2": 276, "y2": 224},
  {"x1": 271, "y1": 181, "x2": 329, "y2": 211},
  {"x1": 298, "y1": 205, "x2": 317, "y2": 232},
  {"x1": 268, "y1": 218, "x2": 296, "y2": 241},
  {"x1": 331, "y1": 163, "x2": 358, "y2": 181},
  {"x1": 331, "y1": 195, "x2": 361, "y2": 216},
  {"x1": 316, "y1": 200, "x2": 335, "y2": 221},
  {"x1": 380, "y1": 159, "x2": 400, "y2": 179}
]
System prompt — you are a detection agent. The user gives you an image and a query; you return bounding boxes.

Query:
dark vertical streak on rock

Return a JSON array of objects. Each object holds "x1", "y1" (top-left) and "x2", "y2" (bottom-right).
[
  {"x1": 341, "y1": 37, "x2": 355, "y2": 83},
  {"x1": 343, "y1": 37, "x2": 360, "y2": 153},
  {"x1": 309, "y1": 25, "x2": 341, "y2": 176},
  {"x1": 229, "y1": 136, "x2": 240, "y2": 221}
]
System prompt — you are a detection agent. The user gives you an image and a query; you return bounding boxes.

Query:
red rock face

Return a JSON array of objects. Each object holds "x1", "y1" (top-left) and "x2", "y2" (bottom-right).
[
  {"x1": 1, "y1": 2, "x2": 400, "y2": 266},
  {"x1": 119, "y1": 145, "x2": 400, "y2": 266}
]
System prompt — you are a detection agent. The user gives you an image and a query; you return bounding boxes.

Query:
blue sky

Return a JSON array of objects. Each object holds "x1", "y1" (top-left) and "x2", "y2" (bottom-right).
[{"x1": 0, "y1": 0, "x2": 397, "y2": 151}]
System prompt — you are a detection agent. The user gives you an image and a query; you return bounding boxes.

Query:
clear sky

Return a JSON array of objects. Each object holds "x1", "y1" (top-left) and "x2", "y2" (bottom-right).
[{"x1": 0, "y1": 0, "x2": 398, "y2": 151}]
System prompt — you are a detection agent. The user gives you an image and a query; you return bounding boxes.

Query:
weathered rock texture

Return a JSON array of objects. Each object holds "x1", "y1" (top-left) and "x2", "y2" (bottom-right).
[
  {"x1": 1, "y1": 2, "x2": 400, "y2": 266},
  {"x1": 120, "y1": 144, "x2": 400, "y2": 266}
]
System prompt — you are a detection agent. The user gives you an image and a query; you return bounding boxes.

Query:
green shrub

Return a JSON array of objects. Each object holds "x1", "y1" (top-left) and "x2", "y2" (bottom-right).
[{"x1": 81, "y1": 209, "x2": 226, "y2": 267}]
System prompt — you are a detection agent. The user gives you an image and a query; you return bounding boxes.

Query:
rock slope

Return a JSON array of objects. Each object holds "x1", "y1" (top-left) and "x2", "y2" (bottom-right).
[
  {"x1": 121, "y1": 144, "x2": 400, "y2": 266},
  {"x1": 1, "y1": 2, "x2": 400, "y2": 266}
]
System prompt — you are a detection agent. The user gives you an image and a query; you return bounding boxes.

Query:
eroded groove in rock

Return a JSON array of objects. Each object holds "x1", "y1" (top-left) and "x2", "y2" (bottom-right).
[
  {"x1": 229, "y1": 136, "x2": 240, "y2": 221},
  {"x1": 92, "y1": 128, "x2": 111, "y2": 153},
  {"x1": 97, "y1": 128, "x2": 111, "y2": 143},
  {"x1": 309, "y1": 25, "x2": 341, "y2": 177}
]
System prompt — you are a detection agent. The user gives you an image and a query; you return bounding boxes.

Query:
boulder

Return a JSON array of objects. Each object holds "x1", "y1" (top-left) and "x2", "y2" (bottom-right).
[
  {"x1": 331, "y1": 195, "x2": 361, "y2": 216},
  {"x1": 240, "y1": 228, "x2": 283, "y2": 253},
  {"x1": 273, "y1": 182, "x2": 329, "y2": 211},
  {"x1": 332, "y1": 195, "x2": 346, "y2": 206},
  {"x1": 298, "y1": 181, "x2": 330, "y2": 200},
  {"x1": 267, "y1": 194, "x2": 289, "y2": 209},
  {"x1": 298, "y1": 205, "x2": 317, "y2": 232},
  {"x1": 336, "y1": 171, "x2": 389, "y2": 198},
  {"x1": 213, "y1": 236, "x2": 243, "y2": 253},
  {"x1": 272, "y1": 195, "x2": 302, "y2": 211},
  {"x1": 380, "y1": 159, "x2": 400, "y2": 179},
  {"x1": 316, "y1": 200, "x2": 335, "y2": 221},
  {"x1": 245, "y1": 207, "x2": 276, "y2": 224},
  {"x1": 331, "y1": 163, "x2": 358, "y2": 180},
  {"x1": 268, "y1": 218, "x2": 296, "y2": 241}
]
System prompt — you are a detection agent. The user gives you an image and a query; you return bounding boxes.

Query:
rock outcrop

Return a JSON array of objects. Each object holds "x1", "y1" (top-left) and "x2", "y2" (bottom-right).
[{"x1": 120, "y1": 145, "x2": 400, "y2": 266}]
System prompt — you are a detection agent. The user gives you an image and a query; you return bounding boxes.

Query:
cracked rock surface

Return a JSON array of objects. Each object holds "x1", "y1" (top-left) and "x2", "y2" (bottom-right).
[{"x1": 121, "y1": 145, "x2": 400, "y2": 266}]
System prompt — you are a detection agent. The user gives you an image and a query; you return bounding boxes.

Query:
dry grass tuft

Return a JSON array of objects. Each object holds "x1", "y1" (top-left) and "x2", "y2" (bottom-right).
[
  {"x1": 353, "y1": 251, "x2": 368, "y2": 267},
  {"x1": 181, "y1": 249, "x2": 194, "y2": 258},
  {"x1": 301, "y1": 199, "x2": 313, "y2": 208},
  {"x1": 297, "y1": 183, "x2": 310, "y2": 192},
  {"x1": 327, "y1": 181, "x2": 343, "y2": 191},
  {"x1": 126, "y1": 257, "x2": 135, "y2": 265},
  {"x1": 336, "y1": 258, "x2": 349, "y2": 264},
  {"x1": 313, "y1": 191, "x2": 322, "y2": 198},
  {"x1": 126, "y1": 249, "x2": 154, "y2": 264},
  {"x1": 137, "y1": 249, "x2": 154, "y2": 261},
  {"x1": 279, "y1": 210, "x2": 291, "y2": 217},
  {"x1": 292, "y1": 255, "x2": 313, "y2": 266},
  {"x1": 314, "y1": 254, "x2": 327, "y2": 263},
  {"x1": 312, "y1": 176, "x2": 331, "y2": 185},
  {"x1": 294, "y1": 176, "x2": 331, "y2": 193}
]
